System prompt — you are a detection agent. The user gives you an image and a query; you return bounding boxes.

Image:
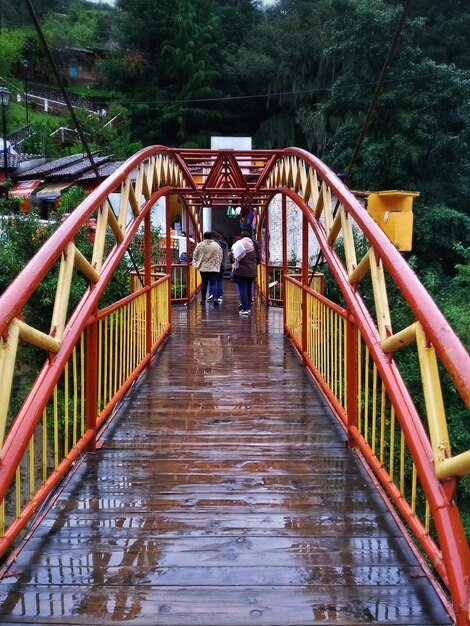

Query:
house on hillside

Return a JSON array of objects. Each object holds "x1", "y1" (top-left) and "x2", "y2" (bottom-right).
[
  {"x1": 12, "y1": 153, "x2": 123, "y2": 218},
  {"x1": 14, "y1": 45, "x2": 108, "y2": 88}
]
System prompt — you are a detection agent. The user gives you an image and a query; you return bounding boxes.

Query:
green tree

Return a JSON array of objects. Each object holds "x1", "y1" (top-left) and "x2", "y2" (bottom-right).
[
  {"x1": 230, "y1": 0, "x2": 334, "y2": 151},
  {"x1": 0, "y1": 28, "x2": 27, "y2": 78},
  {"x1": 69, "y1": 105, "x2": 142, "y2": 158},
  {"x1": 158, "y1": 0, "x2": 221, "y2": 145},
  {"x1": 107, "y1": 0, "x2": 223, "y2": 146},
  {"x1": 0, "y1": 0, "x2": 69, "y2": 27}
]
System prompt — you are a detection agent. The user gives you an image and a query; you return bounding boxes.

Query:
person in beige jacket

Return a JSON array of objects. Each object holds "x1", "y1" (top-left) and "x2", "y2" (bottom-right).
[{"x1": 192, "y1": 232, "x2": 223, "y2": 305}]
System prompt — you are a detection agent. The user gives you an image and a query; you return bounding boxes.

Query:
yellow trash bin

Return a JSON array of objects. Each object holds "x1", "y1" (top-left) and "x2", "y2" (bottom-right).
[{"x1": 367, "y1": 190, "x2": 419, "y2": 252}]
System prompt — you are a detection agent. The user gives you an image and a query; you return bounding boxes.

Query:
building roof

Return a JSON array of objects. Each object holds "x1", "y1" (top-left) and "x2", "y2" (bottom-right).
[
  {"x1": 17, "y1": 153, "x2": 113, "y2": 182},
  {"x1": 77, "y1": 160, "x2": 125, "y2": 183},
  {"x1": 4, "y1": 152, "x2": 43, "y2": 171},
  {"x1": 17, "y1": 153, "x2": 85, "y2": 178}
]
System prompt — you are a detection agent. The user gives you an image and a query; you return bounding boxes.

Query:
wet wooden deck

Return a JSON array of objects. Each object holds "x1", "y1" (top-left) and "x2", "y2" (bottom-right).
[{"x1": 0, "y1": 284, "x2": 452, "y2": 625}]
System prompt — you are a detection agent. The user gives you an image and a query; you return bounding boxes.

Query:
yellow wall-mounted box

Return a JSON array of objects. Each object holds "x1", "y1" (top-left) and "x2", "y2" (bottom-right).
[{"x1": 367, "y1": 190, "x2": 419, "y2": 252}]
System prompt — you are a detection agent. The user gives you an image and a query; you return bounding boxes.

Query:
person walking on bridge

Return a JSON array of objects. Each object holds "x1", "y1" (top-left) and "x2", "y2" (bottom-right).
[
  {"x1": 207, "y1": 232, "x2": 228, "y2": 304},
  {"x1": 229, "y1": 229, "x2": 260, "y2": 316},
  {"x1": 192, "y1": 232, "x2": 223, "y2": 305}
]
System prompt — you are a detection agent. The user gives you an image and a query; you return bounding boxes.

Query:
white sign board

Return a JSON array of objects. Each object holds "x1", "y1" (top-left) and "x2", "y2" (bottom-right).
[{"x1": 210, "y1": 137, "x2": 252, "y2": 150}]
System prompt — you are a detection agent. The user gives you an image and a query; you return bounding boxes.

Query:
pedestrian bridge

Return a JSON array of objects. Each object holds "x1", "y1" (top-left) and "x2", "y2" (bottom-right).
[{"x1": 0, "y1": 147, "x2": 468, "y2": 625}]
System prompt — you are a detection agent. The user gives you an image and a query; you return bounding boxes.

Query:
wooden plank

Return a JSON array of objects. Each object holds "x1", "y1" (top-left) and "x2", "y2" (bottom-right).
[
  {"x1": 37, "y1": 512, "x2": 403, "y2": 538},
  {"x1": 78, "y1": 455, "x2": 364, "y2": 473},
  {"x1": 0, "y1": 564, "x2": 430, "y2": 587},
  {"x1": 50, "y1": 490, "x2": 390, "y2": 514},
  {"x1": 20, "y1": 535, "x2": 422, "y2": 567},
  {"x1": 49, "y1": 472, "x2": 373, "y2": 492},
  {"x1": 0, "y1": 585, "x2": 452, "y2": 625}
]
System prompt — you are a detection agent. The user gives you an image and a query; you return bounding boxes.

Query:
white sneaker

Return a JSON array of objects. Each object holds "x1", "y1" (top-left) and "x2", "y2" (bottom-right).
[
  {"x1": 207, "y1": 294, "x2": 214, "y2": 300},
  {"x1": 239, "y1": 309, "x2": 251, "y2": 316},
  {"x1": 218, "y1": 298, "x2": 223, "y2": 303}
]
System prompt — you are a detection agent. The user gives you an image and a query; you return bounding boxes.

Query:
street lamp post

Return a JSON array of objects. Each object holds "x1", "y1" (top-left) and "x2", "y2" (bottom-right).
[
  {"x1": 23, "y1": 59, "x2": 29, "y2": 124},
  {"x1": 0, "y1": 85, "x2": 11, "y2": 188}
]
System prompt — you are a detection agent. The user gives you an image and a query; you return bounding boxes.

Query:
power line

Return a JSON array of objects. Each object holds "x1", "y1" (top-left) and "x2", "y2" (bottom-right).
[
  {"x1": 23, "y1": 0, "x2": 101, "y2": 180},
  {"x1": 88, "y1": 71, "x2": 450, "y2": 107},
  {"x1": 344, "y1": 0, "x2": 413, "y2": 185}
]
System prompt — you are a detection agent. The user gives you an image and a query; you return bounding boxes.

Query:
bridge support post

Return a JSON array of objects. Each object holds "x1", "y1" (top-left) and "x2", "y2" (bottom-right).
[
  {"x1": 165, "y1": 193, "x2": 172, "y2": 328},
  {"x1": 301, "y1": 212, "x2": 308, "y2": 368},
  {"x1": 346, "y1": 310, "x2": 358, "y2": 448},
  {"x1": 185, "y1": 205, "x2": 190, "y2": 304},
  {"x1": 144, "y1": 212, "x2": 152, "y2": 365},
  {"x1": 264, "y1": 200, "x2": 270, "y2": 304},
  {"x1": 282, "y1": 194, "x2": 287, "y2": 320},
  {"x1": 86, "y1": 308, "x2": 98, "y2": 452}
]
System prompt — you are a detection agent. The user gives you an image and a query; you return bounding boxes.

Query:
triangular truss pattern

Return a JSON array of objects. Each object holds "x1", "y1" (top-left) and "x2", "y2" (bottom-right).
[
  {"x1": 173, "y1": 149, "x2": 281, "y2": 211},
  {"x1": 202, "y1": 153, "x2": 248, "y2": 191}
]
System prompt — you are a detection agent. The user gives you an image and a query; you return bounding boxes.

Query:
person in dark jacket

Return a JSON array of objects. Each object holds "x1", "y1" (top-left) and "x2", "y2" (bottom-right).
[{"x1": 229, "y1": 230, "x2": 260, "y2": 315}]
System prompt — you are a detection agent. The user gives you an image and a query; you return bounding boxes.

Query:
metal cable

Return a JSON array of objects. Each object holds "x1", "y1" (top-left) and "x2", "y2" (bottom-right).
[
  {"x1": 309, "y1": 0, "x2": 412, "y2": 286},
  {"x1": 23, "y1": 0, "x2": 145, "y2": 288}
]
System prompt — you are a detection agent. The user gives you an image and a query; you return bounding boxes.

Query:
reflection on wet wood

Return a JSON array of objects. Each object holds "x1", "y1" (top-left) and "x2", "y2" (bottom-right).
[{"x1": 0, "y1": 285, "x2": 452, "y2": 625}]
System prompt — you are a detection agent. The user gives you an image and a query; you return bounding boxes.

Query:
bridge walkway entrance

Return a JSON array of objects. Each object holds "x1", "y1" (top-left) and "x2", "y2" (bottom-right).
[{"x1": 0, "y1": 284, "x2": 452, "y2": 625}]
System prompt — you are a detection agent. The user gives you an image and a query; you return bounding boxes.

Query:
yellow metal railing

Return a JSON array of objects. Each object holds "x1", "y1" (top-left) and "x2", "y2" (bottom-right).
[
  {"x1": 0, "y1": 335, "x2": 87, "y2": 537},
  {"x1": 285, "y1": 278, "x2": 302, "y2": 338},
  {"x1": 189, "y1": 263, "x2": 200, "y2": 296},
  {"x1": 259, "y1": 264, "x2": 323, "y2": 305},
  {"x1": 0, "y1": 277, "x2": 170, "y2": 546},
  {"x1": 307, "y1": 294, "x2": 347, "y2": 413},
  {"x1": 257, "y1": 262, "x2": 267, "y2": 300},
  {"x1": 0, "y1": 337, "x2": 87, "y2": 537},
  {"x1": 138, "y1": 263, "x2": 200, "y2": 303},
  {"x1": 284, "y1": 275, "x2": 441, "y2": 576},
  {"x1": 285, "y1": 277, "x2": 346, "y2": 413},
  {"x1": 356, "y1": 332, "x2": 432, "y2": 531}
]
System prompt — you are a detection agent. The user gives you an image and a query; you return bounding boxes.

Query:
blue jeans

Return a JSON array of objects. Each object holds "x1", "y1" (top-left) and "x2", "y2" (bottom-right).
[
  {"x1": 209, "y1": 269, "x2": 224, "y2": 299},
  {"x1": 233, "y1": 275, "x2": 254, "y2": 311}
]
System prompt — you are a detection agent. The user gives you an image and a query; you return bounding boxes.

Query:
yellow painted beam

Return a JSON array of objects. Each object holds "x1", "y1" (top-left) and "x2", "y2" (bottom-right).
[
  {"x1": 369, "y1": 248, "x2": 392, "y2": 342},
  {"x1": 127, "y1": 180, "x2": 140, "y2": 217},
  {"x1": 322, "y1": 183, "x2": 333, "y2": 235},
  {"x1": 314, "y1": 181, "x2": 324, "y2": 219},
  {"x1": 92, "y1": 202, "x2": 110, "y2": 273},
  {"x1": 437, "y1": 451, "x2": 470, "y2": 480},
  {"x1": 106, "y1": 200, "x2": 124, "y2": 243},
  {"x1": 134, "y1": 165, "x2": 144, "y2": 203},
  {"x1": 327, "y1": 204, "x2": 343, "y2": 245},
  {"x1": 74, "y1": 247, "x2": 100, "y2": 284},
  {"x1": 146, "y1": 156, "x2": 155, "y2": 194},
  {"x1": 0, "y1": 320, "x2": 20, "y2": 448},
  {"x1": 381, "y1": 322, "x2": 418, "y2": 353},
  {"x1": 118, "y1": 179, "x2": 130, "y2": 231},
  {"x1": 341, "y1": 207, "x2": 357, "y2": 276},
  {"x1": 415, "y1": 322, "x2": 451, "y2": 471},
  {"x1": 18, "y1": 319, "x2": 60, "y2": 352},
  {"x1": 50, "y1": 242, "x2": 76, "y2": 343},
  {"x1": 349, "y1": 249, "x2": 371, "y2": 285}
]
